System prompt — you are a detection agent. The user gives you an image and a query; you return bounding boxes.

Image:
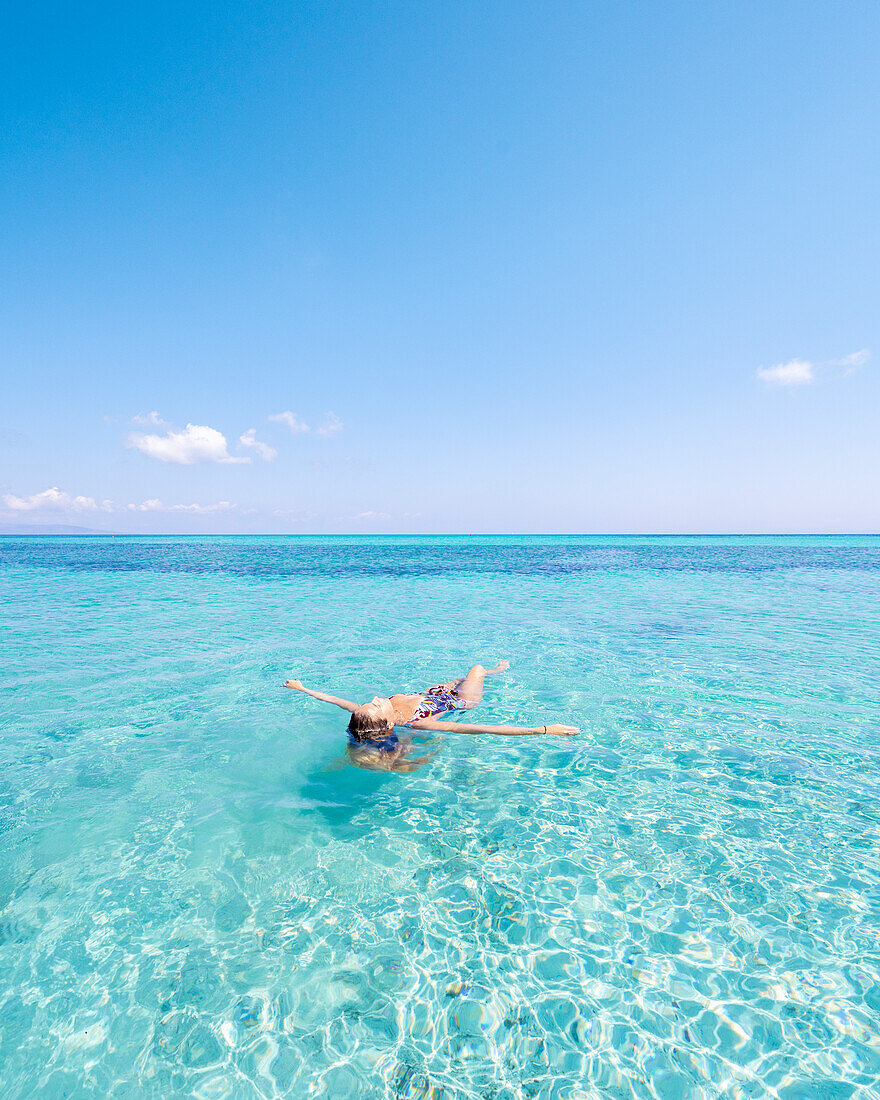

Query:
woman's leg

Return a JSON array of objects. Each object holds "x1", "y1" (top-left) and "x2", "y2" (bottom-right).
[{"x1": 454, "y1": 660, "x2": 509, "y2": 709}]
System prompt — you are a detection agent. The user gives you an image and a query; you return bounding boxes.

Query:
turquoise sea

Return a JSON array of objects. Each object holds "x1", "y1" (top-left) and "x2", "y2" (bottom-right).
[{"x1": 1, "y1": 535, "x2": 879, "y2": 1099}]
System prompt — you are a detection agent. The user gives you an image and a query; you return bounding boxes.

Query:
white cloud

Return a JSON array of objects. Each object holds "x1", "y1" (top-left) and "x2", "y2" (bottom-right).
[
  {"x1": 127, "y1": 423, "x2": 250, "y2": 465},
  {"x1": 131, "y1": 411, "x2": 167, "y2": 427},
  {"x1": 268, "y1": 410, "x2": 342, "y2": 436},
  {"x1": 1, "y1": 488, "x2": 239, "y2": 517},
  {"x1": 831, "y1": 348, "x2": 869, "y2": 374},
  {"x1": 269, "y1": 411, "x2": 310, "y2": 433},
  {"x1": 756, "y1": 348, "x2": 869, "y2": 387},
  {"x1": 170, "y1": 501, "x2": 232, "y2": 512},
  {"x1": 315, "y1": 412, "x2": 343, "y2": 436},
  {"x1": 1, "y1": 487, "x2": 112, "y2": 513},
  {"x1": 756, "y1": 358, "x2": 814, "y2": 386},
  {"x1": 171, "y1": 501, "x2": 234, "y2": 514},
  {"x1": 127, "y1": 498, "x2": 235, "y2": 514},
  {"x1": 239, "y1": 429, "x2": 277, "y2": 461},
  {"x1": 355, "y1": 510, "x2": 391, "y2": 520}
]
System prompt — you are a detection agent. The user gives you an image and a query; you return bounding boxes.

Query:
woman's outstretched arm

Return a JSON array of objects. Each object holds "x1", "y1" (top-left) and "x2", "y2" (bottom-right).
[
  {"x1": 283, "y1": 679, "x2": 359, "y2": 713},
  {"x1": 408, "y1": 718, "x2": 579, "y2": 737}
]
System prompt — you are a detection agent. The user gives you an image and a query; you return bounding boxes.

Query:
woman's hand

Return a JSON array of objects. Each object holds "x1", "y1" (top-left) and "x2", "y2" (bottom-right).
[
  {"x1": 542, "y1": 724, "x2": 580, "y2": 736},
  {"x1": 284, "y1": 679, "x2": 303, "y2": 690}
]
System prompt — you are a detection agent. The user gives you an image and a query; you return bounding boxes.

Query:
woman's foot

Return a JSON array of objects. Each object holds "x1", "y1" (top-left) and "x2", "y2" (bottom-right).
[{"x1": 486, "y1": 659, "x2": 510, "y2": 674}]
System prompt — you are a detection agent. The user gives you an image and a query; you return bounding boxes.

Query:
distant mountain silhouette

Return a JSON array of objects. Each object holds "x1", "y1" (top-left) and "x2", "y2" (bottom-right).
[{"x1": 0, "y1": 523, "x2": 117, "y2": 535}]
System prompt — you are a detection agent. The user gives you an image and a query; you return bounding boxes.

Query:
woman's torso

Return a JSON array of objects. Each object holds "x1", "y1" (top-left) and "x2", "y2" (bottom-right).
[{"x1": 390, "y1": 683, "x2": 461, "y2": 727}]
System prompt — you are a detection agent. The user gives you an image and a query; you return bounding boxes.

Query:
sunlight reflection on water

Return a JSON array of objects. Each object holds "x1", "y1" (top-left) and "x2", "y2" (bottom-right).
[{"x1": 1, "y1": 537, "x2": 879, "y2": 1098}]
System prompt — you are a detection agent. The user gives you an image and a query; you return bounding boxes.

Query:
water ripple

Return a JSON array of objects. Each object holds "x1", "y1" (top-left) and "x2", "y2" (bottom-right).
[{"x1": 1, "y1": 538, "x2": 879, "y2": 1097}]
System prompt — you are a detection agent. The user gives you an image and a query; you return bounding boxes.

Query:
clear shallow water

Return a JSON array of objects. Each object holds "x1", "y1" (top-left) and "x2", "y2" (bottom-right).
[{"x1": 1, "y1": 535, "x2": 879, "y2": 1100}]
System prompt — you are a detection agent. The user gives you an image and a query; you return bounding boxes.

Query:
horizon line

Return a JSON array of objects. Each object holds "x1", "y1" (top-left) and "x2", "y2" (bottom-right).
[{"x1": 2, "y1": 532, "x2": 879, "y2": 539}]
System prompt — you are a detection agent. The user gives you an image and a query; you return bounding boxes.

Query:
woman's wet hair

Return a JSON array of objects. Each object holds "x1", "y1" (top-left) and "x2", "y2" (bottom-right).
[{"x1": 347, "y1": 707, "x2": 394, "y2": 739}]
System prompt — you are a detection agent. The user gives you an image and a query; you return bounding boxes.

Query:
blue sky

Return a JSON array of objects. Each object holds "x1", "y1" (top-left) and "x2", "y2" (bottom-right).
[{"x1": 2, "y1": 1, "x2": 878, "y2": 533}]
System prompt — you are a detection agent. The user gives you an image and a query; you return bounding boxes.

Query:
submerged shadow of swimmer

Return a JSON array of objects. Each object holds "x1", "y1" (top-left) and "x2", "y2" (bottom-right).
[
  {"x1": 344, "y1": 732, "x2": 441, "y2": 773},
  {"x1": 284, "y1": 660, "x2": 580, "y2": 775}
]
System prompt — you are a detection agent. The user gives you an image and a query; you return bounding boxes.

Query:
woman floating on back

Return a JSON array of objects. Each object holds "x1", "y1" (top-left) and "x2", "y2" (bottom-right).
[{"x1": 284, "y1": 660, "x2": 579, "y2": 771}]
